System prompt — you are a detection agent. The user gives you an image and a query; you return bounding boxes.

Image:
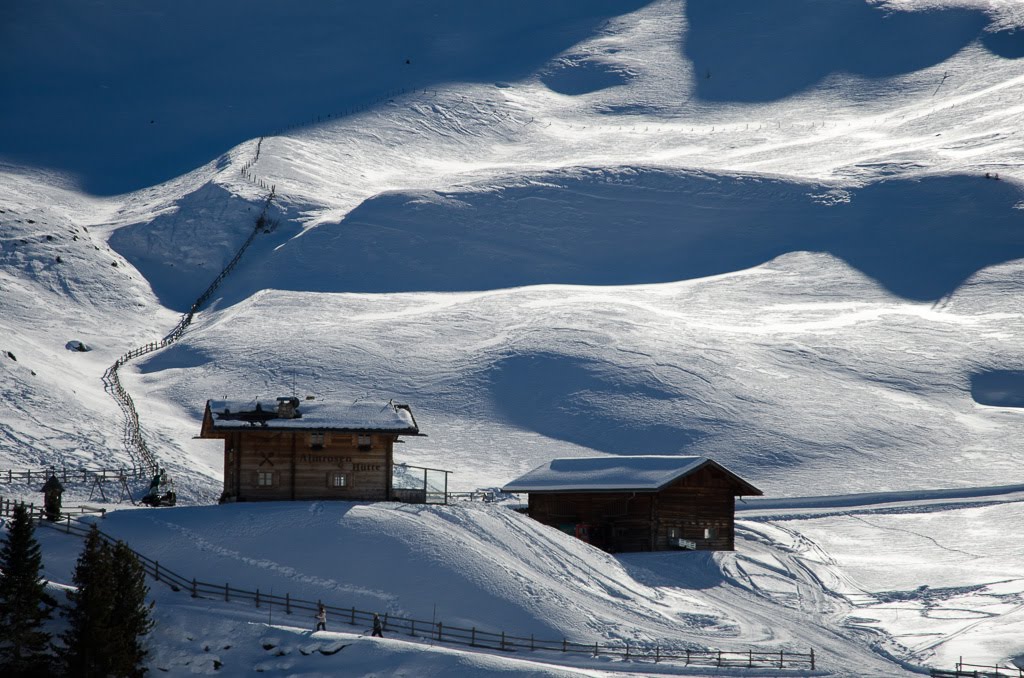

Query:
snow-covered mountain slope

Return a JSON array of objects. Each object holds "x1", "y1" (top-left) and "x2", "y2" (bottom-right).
[
  {"x1": 30, "y1": 502, "x2": 924, "y2": 676},
  {"x1": 0, "y1": 1, "x2": 642, "y2": 196},
  {"x1": 3, "y1": 0, "x2": 1024, "y2": 673},
  {"x1": 31, "y1": 498, "x2": 1024, "y2": 676}
]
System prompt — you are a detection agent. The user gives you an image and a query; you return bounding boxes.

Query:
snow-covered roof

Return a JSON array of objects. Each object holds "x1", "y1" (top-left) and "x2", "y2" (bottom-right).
[
  {"x1": 502, "y1": 455, "x2": 761, "y2": 495},
  {"x1": 204, "y1": 398, "x2": 419, "y2": 434}
]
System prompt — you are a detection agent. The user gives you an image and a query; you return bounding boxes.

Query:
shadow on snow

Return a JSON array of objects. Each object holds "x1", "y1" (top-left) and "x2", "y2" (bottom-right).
[
  {"x1": 683, "y1": 1, "x2": 1009, "y2": 103},
  {"x1": 210, "y1": 169, "x2": 1024, "y2": 304},
  {"x1": 0, "y1": 0, "x2": 648, "y2": 195}
]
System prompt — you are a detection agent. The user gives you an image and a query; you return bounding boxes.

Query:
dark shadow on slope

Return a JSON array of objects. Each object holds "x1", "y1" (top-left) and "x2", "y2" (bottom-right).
[
  {"x1": 983, "y1": 29, "x2": 1024, "y2": 59},
  {"x1": 486, "y1": 353, "x2": 705, "y2": 455},
  {"x1": 971, "y1": 370, "x2": 1024, "y2": 407},
  {"x1": 108, "y1": 182, "x2": 302, "y2": 311},
  {"x1": 684, "y1": 1, "x2": 992, "y2": 102},
  {"x1": 541, "y1": 58, "x2": 634, "y2": 95},
  {"x1": 213, "y1": 170, "x2": 1024, "y2": 304},
  {"x1": 616, "y1": 551, "x2": 724, "y2": 591},
  {"x1": 135, "y1": 345, "x2": 213, "y2": 374},
  {"x1": 0, "y1": 0, "x2": 647, "y2": 195}
]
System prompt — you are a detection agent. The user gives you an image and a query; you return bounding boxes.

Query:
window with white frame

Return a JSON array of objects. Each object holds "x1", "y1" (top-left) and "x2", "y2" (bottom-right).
[
  {"x1": 331, "y1": 472, "x2": 347, "y2": 488},
  {"x1": 357, "y1": 434, "x2": 372, "y2": 450},
  {"x1": 257, "y1": 471, "x2": 274, "y2": 487},
  {"x1": 309, "y1": 431, "x2": 325, "y2": 449}
]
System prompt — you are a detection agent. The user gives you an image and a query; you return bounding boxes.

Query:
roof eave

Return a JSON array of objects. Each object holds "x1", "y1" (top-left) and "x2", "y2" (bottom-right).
[
  {"x1": 208, "y1": 424, "x2": 419, "y2": 435},
  {"x1": 501, "y1": 486, "x2": 660, "y2": 494}
]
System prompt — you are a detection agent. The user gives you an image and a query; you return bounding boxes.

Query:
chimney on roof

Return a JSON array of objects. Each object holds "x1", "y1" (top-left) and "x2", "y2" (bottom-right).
[{"x1": 276, "y1": 396, "x2": 300, "y2": 419}]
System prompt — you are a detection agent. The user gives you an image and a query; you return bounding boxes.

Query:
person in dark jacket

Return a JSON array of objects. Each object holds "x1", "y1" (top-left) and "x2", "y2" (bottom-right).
[{"x1": 371, "y1": 613, "x2": 384, "y2": 638}]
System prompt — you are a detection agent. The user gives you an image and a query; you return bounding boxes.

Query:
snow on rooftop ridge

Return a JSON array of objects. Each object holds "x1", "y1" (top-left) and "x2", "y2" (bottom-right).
[
  {"x1": 206, "y1": 397, "x2": 418, "y2": 432},
  {"x1": 502, "y1": 454, "x2": 762, "y2": 494}
]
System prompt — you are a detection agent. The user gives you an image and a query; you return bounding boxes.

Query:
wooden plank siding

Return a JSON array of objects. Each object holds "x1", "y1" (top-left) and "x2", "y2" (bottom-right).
[
  {"x1": 525, "y1": 465, "x2": 743, "y2": 552},
  {"x1": 214, "y1": 428, "x2": 396, "y2": 502}
]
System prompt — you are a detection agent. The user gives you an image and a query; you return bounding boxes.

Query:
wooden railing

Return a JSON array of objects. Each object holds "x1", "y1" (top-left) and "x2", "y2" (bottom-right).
[
  {"x1": 932, "y1": 660, "x2": 1024, "y2": 677},
  {"x1": 99, "y1": 187, "x2": 278, "y2": 489},
  {"x1": 0, "y1": 185, "x2": 278, "y2": 497},
  {"x1": 0, "y1": 498, "x2": 815, "y2": 672},
  {"x1": 0, "y1": 465, "x2": 151, "y2": 485}
]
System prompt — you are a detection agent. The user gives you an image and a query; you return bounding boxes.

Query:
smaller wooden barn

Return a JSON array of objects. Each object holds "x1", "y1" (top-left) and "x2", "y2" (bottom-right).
[{"x1": 502, "y1": 456, "x2": 762, "y2": 552}]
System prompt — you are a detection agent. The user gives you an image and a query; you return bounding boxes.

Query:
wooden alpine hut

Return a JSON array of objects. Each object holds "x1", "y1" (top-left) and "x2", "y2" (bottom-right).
[
  {"x1": 200, "y1": 396, "x2": 435, "y2": 503},
  {"x1": 502, "y1": 455, "x2": 762, "y2": 552}
]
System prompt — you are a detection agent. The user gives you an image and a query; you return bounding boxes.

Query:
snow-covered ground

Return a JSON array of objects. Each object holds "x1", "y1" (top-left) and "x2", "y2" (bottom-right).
[{"x1": 3, "y1": 0, "x2": 1024, "y2": 674}]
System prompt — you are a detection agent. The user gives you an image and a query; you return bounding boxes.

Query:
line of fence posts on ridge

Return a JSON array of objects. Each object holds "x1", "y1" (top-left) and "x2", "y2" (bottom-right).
[
  {"x1": 930, "y1": 659, "x2": 1024, "y2": 677},
  {"x1": 0, "y1": 497, "x2": 814, "y2": 671}
]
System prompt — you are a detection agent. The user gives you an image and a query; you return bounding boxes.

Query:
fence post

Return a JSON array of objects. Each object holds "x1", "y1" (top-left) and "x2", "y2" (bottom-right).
[
  {"x1": 154, "y1": 561, "x2": 160, "y2": 582},
  {"x1": 810, "y1": 648, "x2": 815, "y2": 670},
  {"x1": 500, "y1": 631, "x2": 505, "y2": 651},
  {"x1": 625, "y1": 641, "x2": 629, "y2": 661},
  {"x1": 779, "y1": 650, "x2": 784, "y2": 668},
  {"x1": 285, "y1": 593, "x2": 290, "y2": 615},
  {"x1": 437, "y1": 622, "x2": 443, "y2": 641},
  {"x1": 749, "y1": 650, "x2": 753, "y2": 668},
  {"x1": 686, "y1": 649, "x2": 691, "y2": 665},
  {"x1": 655, "y1": 645, "x2": 660, "y2": 663},
  {"x1": 225, "y1": 583, "x2": 229, "y2": 602},
  {"x1": 410, "y1": 620, "x2": 415, "y2": 637},
  {"x1": 718, "y1": 650, "x2": 722, "y2": 667},
  {"x1": 256, "y1": 589, "x2": 260, "y2": 608},
  {"x1": 191, "y1": 579, "x2": 197, "y2": 598},
  {"x1": 66, "y1": 515, "x2": 71, "y2": 534},
  {"x1": 530, "y1": 634, "x2": 534, "y2": 651},
  {"x1": 471, "y1": 627, "x2": 476, "y2": 647},
  {"x1": 593, "y1": 642, "x2": 598, "y2": 657},
  {"x1": 562, "y1": 639, "x2": 566, "y2": 652},
  {"x1": 350, "y1": 607, "x2": 355, "y2": 625}
]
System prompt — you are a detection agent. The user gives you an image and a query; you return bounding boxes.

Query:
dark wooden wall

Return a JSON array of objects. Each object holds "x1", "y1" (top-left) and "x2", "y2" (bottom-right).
[
  {"x1": 215, "y1": 429, "x2": 396, "y2": 502},
  {"x1": 526, "y1": 465, "x2": 741, "y2": 552}
]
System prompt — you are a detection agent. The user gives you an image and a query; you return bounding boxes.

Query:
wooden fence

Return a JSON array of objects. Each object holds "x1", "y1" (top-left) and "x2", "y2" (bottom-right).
[
  {"x1": 0, "y1": 499, "x2": 815, "y2": 672},
  {"x1": 932, "y1": 659, "x2": 1024, "y2": 677},
  {"x1": 2, "y1": 187, "x2": 277, "y2": 499},
  {"x1": 0, "y1": 465, "x2": 151, "y2": 485},
  {"x1": 98, "y1": 187, "x2": 277, "y2": 492}
]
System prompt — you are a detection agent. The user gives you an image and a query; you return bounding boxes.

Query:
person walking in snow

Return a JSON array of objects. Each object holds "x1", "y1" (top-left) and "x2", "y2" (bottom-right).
[
  {"x1": 315, "y1": 603, "x2": 327, "y2": 632},
  {"x1": 371, "y1": 613, "x2": 384, "y2": 638}
]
